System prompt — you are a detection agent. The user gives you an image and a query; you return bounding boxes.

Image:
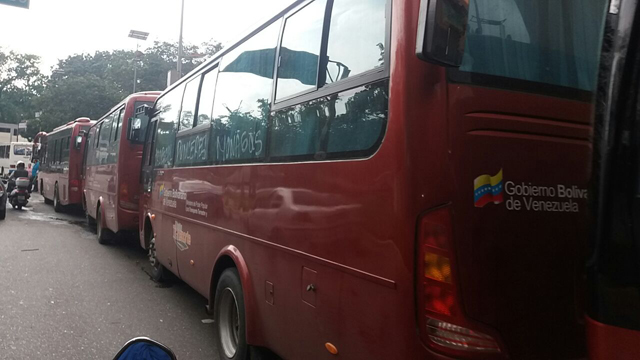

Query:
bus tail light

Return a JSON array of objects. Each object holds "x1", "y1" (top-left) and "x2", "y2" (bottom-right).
[
  {"x1": 70, "y1": 179, "x2": 79, "y2": 192},
  {"x1": 119, "y1": 183, "x2": 138, "y2": 211},
  {"x1": 417, "y1": 207, "x2": 502, "y2": 357}
]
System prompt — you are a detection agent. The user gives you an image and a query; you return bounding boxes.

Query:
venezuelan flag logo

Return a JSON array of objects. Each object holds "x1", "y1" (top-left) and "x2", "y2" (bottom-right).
[
  {"x1": 159, "y1": 184, "x2": 165, "y2": 199},
  {"x1": 474, "y1": 169, "x2": 504, "y2": 208}
]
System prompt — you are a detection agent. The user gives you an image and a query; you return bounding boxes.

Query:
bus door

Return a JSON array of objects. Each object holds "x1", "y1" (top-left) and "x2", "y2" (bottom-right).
[
  {"x1": 588, "y1": 1, "x2": 640, "y2": 357},
  {"x1": 140, "y1": 119, "x2": 158, "y2": 213},
  {"x1": 147, "y1": 89, "x2": 181, "y2": 278}
]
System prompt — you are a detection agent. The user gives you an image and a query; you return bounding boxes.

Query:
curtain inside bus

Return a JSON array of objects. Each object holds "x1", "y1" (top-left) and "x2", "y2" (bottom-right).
[{"x1": 459, "y1": 0, "x2": 607, "y2": 91}]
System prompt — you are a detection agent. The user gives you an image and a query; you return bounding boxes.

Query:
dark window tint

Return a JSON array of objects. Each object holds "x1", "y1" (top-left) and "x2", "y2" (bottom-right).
[
  {"x1": 276, "y1": 0, "x2": 327, "y2": 101},
  {"x1": 98, "y1": 115, "x2": 113, "y2": 165},
  {"x1": 113, "y1": 108, "x2": 124, "y2": 141},
  {"x1": 180, "y1": 77, "x2": 200, "y2": 131},
  {"x1": 61, "y1": 137, "x2": 70, "y2": 164},
  {"x1": 460, "y1": 0, "x2": 606, "y2": 91},
  {"x1": 325, "y1": 0, "x2": 386, "y2": 84},
  {"x1": 211, "y1": 21, "x2": 280, "y2": 163},
  {"x1": 53, "y1": 140, "x2": 59, "y2": 164},
  {"x1": 196, "y1": 68, "x2": 219, "y2": 127},
  {"x1": 270, "y1": 80, "x2": 388, "y2": 159},
  {"x1": 154, "y1": 84, "x2": 185, "y2": 168}
]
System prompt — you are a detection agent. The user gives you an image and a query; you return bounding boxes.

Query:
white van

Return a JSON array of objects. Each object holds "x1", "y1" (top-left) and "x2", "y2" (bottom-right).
[{"x1": 0, "y1": 142, "x2": 32, "y2": 176}]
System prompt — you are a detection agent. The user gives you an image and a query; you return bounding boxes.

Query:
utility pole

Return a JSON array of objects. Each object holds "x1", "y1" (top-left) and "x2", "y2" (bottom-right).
[
  {"x1": 128, "y1": 30, "x2": 150, "y2": 94},
  {"x1": 177, "y1": 0, "x2": 185, "y2": 77},
  {"x1": 133, "y1": 43, "x2": 139, "y2": 93}
]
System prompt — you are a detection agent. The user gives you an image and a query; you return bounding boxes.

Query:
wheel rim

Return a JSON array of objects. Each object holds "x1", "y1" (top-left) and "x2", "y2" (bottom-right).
[
  {"x1": 148, "y1": 236, "x2": 159, "y2": 268},
  {"x1": 54, "y1": 189, "x2": 58, "y2": 207},
  {"x1": 97, "y1": 208, "x2": 102, "y2": 238},
  {"x1": 218, "y1": 287, "x2": 240, "y2": 358}
]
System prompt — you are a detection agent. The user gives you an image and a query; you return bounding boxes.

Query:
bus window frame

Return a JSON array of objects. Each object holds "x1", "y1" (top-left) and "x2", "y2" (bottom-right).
[
  {"x1": 270, "y1": 0, "x2": 391, "y2": 111},
  {"x1": 113, "y1": 107, "x2": 125, "y2": 142},
  {"x1": 148, "y1": 0, "x2": 391, "y2": 168},
  {"x1": 447, "y1": 69, "x2": 594, "y2": 103},
  {"x1": 178, "y1": 75, "x2": 204, "y2": 133}
]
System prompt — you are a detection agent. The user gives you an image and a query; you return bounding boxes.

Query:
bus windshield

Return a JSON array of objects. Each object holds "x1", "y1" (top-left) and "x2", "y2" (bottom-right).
[
  {"x1": 460, "y1": 0, "x2": 607, "y2": 91},
  {"x1": 13, "y1": 144, "x2": 32, "y2": 157}
]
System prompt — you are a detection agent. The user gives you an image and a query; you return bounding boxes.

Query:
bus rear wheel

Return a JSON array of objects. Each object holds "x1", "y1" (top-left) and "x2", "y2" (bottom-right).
[
  {"x1": 96, "y1": 205, "x2": 112, "y2": 245},
  {"x1": 214, "y1": 268, "x2": 248, "y2": 360},
  {"x1": 53, "y1": 184, "x2": 64, "y2": 213}
]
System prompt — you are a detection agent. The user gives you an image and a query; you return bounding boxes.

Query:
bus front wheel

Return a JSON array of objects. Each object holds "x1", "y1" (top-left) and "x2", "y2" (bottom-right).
[
  {"x1": 148, "y1": 235, "x2": 168, "y2": 282},
  {"x1": 214, "y1": 268, "x2": 248, "y2": 360}
]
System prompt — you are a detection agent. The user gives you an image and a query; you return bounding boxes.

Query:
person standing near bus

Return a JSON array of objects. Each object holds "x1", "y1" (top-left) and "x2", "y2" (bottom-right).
[{"x1": 31, "y1": 159, "x2": 39, "y2": 193}]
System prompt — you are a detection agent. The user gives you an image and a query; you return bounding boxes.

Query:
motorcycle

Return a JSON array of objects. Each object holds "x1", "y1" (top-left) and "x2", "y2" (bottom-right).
[
  {"x1": 0, "y1": 179, "x2": 6, "y2": 220},
  {"x1": 8, "y1": 177, "x2": 30, "y2": 210},
  {"x1": 114, "y1": 338, "x2": 176, "y2": 360}
]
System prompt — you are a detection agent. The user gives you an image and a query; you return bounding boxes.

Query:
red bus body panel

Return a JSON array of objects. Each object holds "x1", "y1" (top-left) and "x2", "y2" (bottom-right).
[
  {"x1": 41, "y1": 120, "x2": 94, "y2": 206},
  {"x1": 139, "y1": 0, "x2": 592, "y2": 358},
  {"x1": 587, "y1": 316, "x2": 640, "y2": 360},
  {"x1": 84, "y1": 92, "x2": 159, "y2": 234}
]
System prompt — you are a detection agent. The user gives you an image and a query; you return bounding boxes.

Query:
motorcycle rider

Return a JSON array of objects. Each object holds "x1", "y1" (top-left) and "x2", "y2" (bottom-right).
[{"x1": 7, "y1": 161, "x2": 29, "y2": 193}]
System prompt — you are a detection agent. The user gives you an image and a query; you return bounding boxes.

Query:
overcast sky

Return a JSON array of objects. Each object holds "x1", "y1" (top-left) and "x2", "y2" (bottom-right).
[{"x1": 0, "y1": 0, "x2": 293, "y2": 73}]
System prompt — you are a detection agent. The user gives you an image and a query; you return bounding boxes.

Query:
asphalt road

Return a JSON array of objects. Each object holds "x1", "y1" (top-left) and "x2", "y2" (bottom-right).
[{"x1": 0, "y1": 194, "x2": 218, "y2": 359}]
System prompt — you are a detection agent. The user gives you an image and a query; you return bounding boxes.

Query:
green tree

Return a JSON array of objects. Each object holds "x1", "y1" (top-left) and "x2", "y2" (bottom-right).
[
  {"x1": 33, "y1": 39, "x2": 223, "y2": 138},
  {"x1": 34, "y1": 74, "x2": 124, "y2": 137},
  {"x1": 0, "y1": 49, "x2": 45, "y2": 126}
]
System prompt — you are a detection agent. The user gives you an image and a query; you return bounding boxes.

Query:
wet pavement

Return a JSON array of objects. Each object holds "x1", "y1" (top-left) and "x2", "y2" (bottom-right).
[{"x1": 0, "y1": 194, "x2": 219, "y2": 359}]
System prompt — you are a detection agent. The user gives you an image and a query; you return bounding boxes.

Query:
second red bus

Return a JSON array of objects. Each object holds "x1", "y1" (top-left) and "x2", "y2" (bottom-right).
[{"x1": 83, "y1": 91, "x2": 160, "y2": 243}]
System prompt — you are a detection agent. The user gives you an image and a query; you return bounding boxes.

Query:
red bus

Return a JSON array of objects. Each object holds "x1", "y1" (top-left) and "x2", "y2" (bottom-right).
[
  {"x1": 139, "y1": 0, "x2": 605, "y2": 359},
  {"x1": 588, "y1": 1, "x2": 640, "y2": 359},
  {"x1": 40, "y1": 117, "x2": 94, "y2": 212},
  {"x1": 83, "y1": 92, "x2": 160, "y2": 243}
]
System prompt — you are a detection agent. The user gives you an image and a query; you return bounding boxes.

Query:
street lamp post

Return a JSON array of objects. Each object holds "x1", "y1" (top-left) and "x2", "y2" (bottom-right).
[
  {"x1": 177, "y1": 0, "x2": 185, "y2": 77},
  {"x1": 128, "y1": 30, "x2": 150, "y2": 93}
]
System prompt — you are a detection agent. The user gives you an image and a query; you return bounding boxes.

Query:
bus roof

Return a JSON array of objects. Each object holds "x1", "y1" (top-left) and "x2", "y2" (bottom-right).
[{"x1": 50, "y1": 117, "x2": 94, "y2": 134}]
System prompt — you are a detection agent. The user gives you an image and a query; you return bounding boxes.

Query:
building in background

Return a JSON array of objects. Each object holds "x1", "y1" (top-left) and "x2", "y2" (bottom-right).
[{"x1": 0, "y1": 122, "x2": 28, "y2": 143}]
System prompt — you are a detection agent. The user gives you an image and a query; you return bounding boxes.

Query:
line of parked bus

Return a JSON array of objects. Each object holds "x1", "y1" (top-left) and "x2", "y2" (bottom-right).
[{"x1": 26, "y1": 0, "x2": 634, "y2": 359}]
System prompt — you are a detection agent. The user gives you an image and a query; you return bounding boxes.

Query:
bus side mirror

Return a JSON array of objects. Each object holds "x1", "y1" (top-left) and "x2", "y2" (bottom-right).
[
  {"x1": 75, "y1": 134, "x2": 83, "y2": 150},
  {"x1": 416, "y1": 0, "x2": 469, "y2": 67},
  {"x1": 128, "y1": 117, "x2": 143, "y2": 143}
]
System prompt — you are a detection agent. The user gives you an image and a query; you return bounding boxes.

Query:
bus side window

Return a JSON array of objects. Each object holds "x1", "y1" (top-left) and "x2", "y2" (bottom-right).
[
  {"x1": 179, "y1": 77, "x2": 201, "y2": 131},
  {"x1": 275, "y1": 0, "x2": 327, "y2": 101},
  {"x1": 196, "y1": 67, "x2": 219, "y2": 128},
  {"x1": 270, "y1": 0, "x2": 389, "y2": 160},
  {"x1": 62, "y1": 137, "x2": 70, "y2": 165},
  {"x1": 153, "y1": 85, "x2": 185, "y2": 169},
  {"x1": 98, "y1": 115, "x2": 114, "y2": 165},
  {"x1": 324, "y1": 0, "x2": 387, "y2": 84},
  {"x1": 210, "y1": 20, "x2": 280, "y2": 164},
  {"x1": 114, "y1": 108, "x2": 124, "y2": 141}
]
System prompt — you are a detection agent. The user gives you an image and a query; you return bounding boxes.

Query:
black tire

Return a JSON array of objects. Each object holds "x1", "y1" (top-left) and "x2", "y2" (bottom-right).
[
  {"x1": 16, "y1": 204, "x2": 22, "y2": 210},
  {"x1": 86, "y1": 210, "x2": 96, "y2": 231},
  {"x1": 148, "y1": 234, "x2": 168, "y2": 282},
  {"x1": 53, "y1": 184, "x2": 64, "y2": 213},
  {"x1": 0, "y1": 209, "x2": 5, "y2": 220},
  {"x1": 96, "y1": 205, "x2": 111, "y2": 245},
  {"x1": 214, "y1": 268, "x2": 248, "y2": 360}
]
